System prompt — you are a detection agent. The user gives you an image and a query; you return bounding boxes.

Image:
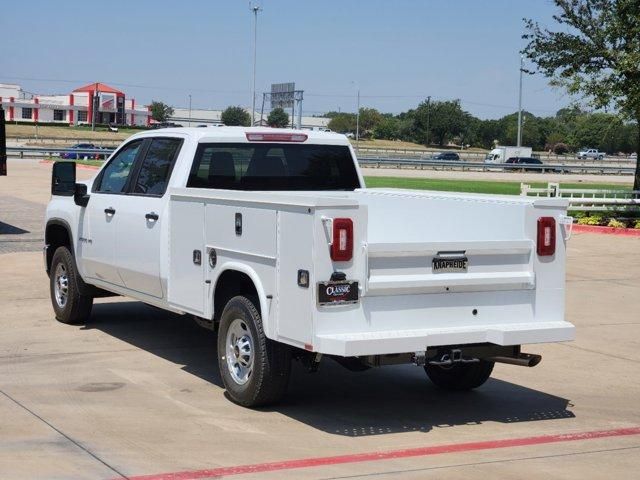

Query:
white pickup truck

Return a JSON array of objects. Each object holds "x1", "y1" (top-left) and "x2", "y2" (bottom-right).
[
  {"x1": 576, "y1": 148, "x2": 605, "y2": 160},
  {"x1": 45, "y1": 127, "x2": 575, "y2": 407}
]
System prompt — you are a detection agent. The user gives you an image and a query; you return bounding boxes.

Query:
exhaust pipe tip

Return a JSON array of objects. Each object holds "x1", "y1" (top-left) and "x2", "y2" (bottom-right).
[{"x1": 489, "y1": 353, "x2": 542, "y2": 368}]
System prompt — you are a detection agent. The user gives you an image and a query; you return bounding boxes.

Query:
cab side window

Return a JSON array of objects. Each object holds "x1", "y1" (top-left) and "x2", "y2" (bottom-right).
[
  {"x1": 94, "y1": 140, "x2": 143, "y2": 193},
  {"x1": 132, "y1": 138, "x2": 183, "y2": 196}
]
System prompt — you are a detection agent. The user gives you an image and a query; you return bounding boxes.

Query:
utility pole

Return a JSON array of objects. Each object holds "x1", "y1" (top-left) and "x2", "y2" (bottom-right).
[
  {"x1": 0, "y1": 106, "x2": 7, "y2": 176},
  {"x1": 188, "y1": 94, "x2": 192, "y2": 127},
  {"x1": 356, "y1": 88, "x2": 360, "y2": 152},
  {"x1": 351, "y1": 81, "x2": 360, "y2": 153},
  {"x1": 250, "y1": 3, "x2": 262, "y2": 127},
  {"x1": 517, "y1": 55, "x2": 524, "y2": 147},
  {"x1": 425, "y1": 95, "x2": 431, "y2": 147}
]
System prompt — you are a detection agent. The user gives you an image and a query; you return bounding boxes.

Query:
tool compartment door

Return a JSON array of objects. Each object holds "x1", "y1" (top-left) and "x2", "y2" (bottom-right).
[{"x1": 168, "y1": 198, "x2": 205, "y2": 315}]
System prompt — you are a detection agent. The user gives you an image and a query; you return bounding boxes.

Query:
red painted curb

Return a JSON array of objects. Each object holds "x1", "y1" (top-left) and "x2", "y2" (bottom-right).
[
  {"x1": 573, "y1": 224, "x2": 640, "y2": 237},
  {"x1": 38, "y1": 159, "x2": 100, "y2": 171},
  {"x1": 124, "y1": 426, "x2": 640, "y2": 480}
]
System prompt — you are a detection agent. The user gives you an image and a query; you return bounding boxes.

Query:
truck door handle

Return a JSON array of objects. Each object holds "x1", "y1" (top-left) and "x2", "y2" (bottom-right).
[
  {"x1": 145, "y1": 212, "x2": 159, "y2": 221},
  {"x1": 104, "y1": 207, "x2": 116, "y2": 215}
]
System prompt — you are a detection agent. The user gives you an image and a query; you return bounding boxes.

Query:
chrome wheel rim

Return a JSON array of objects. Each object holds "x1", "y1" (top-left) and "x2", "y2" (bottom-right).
[
  {"x1": 225, "y1": 318, "x2": 254, "y2": 385},
  {"x1": 54, "y1": 263, "x2": 69, "y2": 309}
]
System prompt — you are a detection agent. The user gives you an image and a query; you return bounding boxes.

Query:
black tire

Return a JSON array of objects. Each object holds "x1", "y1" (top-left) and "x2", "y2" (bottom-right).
[
  {"x1": 49, "y1": 246, "x2": 93, "y2": 324},
  {"x1": 424, "y1": 360, "x2": 494, "y2": 391},
  {"x1": 217, "y1": 295, "x2": 291, "y2": 407}
]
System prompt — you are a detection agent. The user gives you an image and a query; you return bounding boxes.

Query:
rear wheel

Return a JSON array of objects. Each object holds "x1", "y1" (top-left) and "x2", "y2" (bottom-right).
[
  {"x1": 424, "y1": 360, "x2": 494, "y2": 391},
  {"x1": 217, "y1": 295, "x2": 291, "y2": 407},
  {"x1": 50, "y1": 246, "x2": 93, "y2": 324}
]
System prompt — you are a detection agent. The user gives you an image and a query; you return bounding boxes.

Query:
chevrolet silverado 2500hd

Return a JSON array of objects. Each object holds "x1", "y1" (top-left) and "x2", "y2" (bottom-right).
[{"x1": 45, "y1": 127, "x2": 575, "y2": 406}]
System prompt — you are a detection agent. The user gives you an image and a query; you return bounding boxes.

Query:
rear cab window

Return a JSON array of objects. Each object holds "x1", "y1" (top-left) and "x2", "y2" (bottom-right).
[{"x1": 187, "y1": 143, "x2": 360, "y2": 191}]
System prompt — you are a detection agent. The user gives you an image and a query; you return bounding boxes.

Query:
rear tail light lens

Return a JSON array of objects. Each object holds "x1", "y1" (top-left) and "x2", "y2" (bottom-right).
[
  {"x1": 537, "y1": 217, "x2": 556, "y2": 256},
  {"x1": 331, "y1": 218, "x2": 353, "y2": 261}
]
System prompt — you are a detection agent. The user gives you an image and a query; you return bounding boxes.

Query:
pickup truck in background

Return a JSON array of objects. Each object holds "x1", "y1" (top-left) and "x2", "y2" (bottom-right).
[
  {"x1": 576, "y1": 148, "x2": 605, "y2": 160},
  {"x1": 45, "y1": 127, "x2": 575, "y2": 407}
]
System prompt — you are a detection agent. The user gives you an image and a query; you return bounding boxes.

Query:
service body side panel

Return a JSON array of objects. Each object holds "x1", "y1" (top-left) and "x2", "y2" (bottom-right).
[
  {"x1": 168, "y1": 197, "x2": 205, "y2": 315},
  {"x1": 275, "y1": 210, "x2": 315, "y2": 347},
  {"x1": 204, "y1": 202, "x2": 278, "y2": 330}
]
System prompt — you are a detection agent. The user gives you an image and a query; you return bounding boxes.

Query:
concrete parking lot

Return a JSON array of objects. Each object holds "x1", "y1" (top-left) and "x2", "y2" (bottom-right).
[{"x1": 1, "y1": 159, "x2": 639, "y2": 479}]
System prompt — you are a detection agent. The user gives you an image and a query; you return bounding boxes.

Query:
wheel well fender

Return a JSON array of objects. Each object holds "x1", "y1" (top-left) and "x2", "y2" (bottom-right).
[
  {"x1": 45, "y1": 219, "x2": 73, "y2": 274},
  {"x1": 212, "y1": 263, "x2": 270, "y2": 333}
]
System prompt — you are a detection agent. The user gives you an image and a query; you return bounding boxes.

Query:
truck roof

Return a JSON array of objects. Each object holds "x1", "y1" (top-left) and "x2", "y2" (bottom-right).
[{"x1": 128, "y1": 126, "x2": 352, "y2": 145}]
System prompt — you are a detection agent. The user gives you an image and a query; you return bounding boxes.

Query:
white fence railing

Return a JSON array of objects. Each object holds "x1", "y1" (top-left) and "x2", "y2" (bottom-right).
[{"x1": 521, "y1": 182, "x2": 640, "y2": 211}]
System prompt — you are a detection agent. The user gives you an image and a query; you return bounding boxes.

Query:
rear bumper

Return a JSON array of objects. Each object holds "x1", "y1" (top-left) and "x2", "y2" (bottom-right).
[{"x1": 314, "y1": 321, "x2": 575, "y2": 356}]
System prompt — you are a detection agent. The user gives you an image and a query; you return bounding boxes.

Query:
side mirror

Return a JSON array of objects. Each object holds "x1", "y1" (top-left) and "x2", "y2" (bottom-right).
[
  {"x1": 51, "y1": 161, "x2": 76, "y2": 196},
  {"x1": 74, "y1": 183, "x2": 90, "y2": 207}
]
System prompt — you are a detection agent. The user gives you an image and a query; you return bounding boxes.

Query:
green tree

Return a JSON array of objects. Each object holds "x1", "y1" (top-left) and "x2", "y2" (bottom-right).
[
  {"x1": 358, "y1": 108, "x2": 383, "y2": 135},
  {"x1": 373, "y1": 116, "x2": 401, "y2": 140},
  {"x1": 267, "y1": 108, "x2": 289, "y2": 128},
  {"x1": 327, "y1": 113, "x2": 356, "y2": 133},
  {"x1": 523, "y1": 0, "x2": 640, "y2": 187},
  {"x1": 414, "y1": 100, "x2": 472, "y2": 146},
  {"x1": 573, "y1": 113, "x2": 624, "y2": 153},
  {"x1": 475, "y1": 119, "x2": 502, "y2": 149},
  {"x1": 149, "y1": 101, "x2": 174, "y2": 123},
  {"x1": 221, "y1": 106, "x2": 251, "y2": 126}
]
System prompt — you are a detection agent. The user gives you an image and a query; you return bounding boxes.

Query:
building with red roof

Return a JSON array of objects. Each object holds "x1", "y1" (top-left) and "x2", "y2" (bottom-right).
[{"x1": 0, "y1": 82, "x2": 151, "y2": 126}]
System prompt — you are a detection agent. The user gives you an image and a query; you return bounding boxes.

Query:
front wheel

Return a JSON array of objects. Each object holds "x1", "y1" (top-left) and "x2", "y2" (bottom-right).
[
  {"x1": 49, "y1": 246, "x2": 93, "y2": 324},
  {"x1": 217, "y1": 295, "x2": 291, "y2": 407},
  {"x1": 424, "y1": 360, "x2": 494, "y2": 391}
]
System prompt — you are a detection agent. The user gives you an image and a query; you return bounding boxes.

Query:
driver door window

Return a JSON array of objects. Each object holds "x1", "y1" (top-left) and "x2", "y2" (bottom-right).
[{"x1": 94, "y1": 140, "x2": 143, "y2": 193}]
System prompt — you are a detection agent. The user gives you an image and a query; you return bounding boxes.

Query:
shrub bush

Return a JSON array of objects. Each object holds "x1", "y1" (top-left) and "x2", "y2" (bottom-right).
[
  {"x1": 577, "y1": 215, "x2": 606, "y2": 226},
  {"x1": 553, "y1": 143, "x2": 569, "y2": 155},
  {"x1": 607, "y1": 219, "x2": 626, "y2": 228}
]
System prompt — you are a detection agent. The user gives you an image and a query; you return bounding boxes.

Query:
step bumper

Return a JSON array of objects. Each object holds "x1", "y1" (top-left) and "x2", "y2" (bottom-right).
[{"x1": 314, "y1": 321, "x2": 575, "y2": 356}]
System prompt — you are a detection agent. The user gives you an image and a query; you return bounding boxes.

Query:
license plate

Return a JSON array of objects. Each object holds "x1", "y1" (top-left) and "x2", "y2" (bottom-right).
[
  {"x1": 318, "y1": 281, "x2": 359, "y2": 305},
  {"x1": 433, "y1": 256, "x2": 468, "y2": 273}
]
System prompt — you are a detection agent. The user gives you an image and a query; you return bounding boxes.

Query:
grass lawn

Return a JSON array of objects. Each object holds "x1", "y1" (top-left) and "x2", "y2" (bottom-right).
[
  {"x1": 75, "y1": 159, "x2": 103, "y2": 167},
  {"x1": 7, "y1": 124, "x2": 137, "y2": 141},
  {"x1": 46, "y1": 157, "x2": 103, "y2": 167},
  {"x1": 364, "y1": 176, "x2": 632, "y2": 195}
]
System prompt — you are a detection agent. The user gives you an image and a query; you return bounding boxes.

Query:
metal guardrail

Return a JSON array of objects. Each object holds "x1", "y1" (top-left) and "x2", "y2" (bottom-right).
[
  {"x1": 521, "y1": 182, "x2": 640, "y2": 211},
  {"x1": 6, "y1": 146, "x2": 113, "y2": 159},
  {"x1": 357, "y1": 157, "x2": 635, "y2": 175},
  {"x1": 357, "y1": 147, "x2": 636, "y2": 165},
  {"x1": 5, "y1": 146, "x2": 636, "y2": 175}
]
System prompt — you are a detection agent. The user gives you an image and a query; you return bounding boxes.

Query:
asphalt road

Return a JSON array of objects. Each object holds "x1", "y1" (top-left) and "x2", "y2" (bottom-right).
[{"x1": 1, "y1": 159, "x2": 639, "y2": 479}]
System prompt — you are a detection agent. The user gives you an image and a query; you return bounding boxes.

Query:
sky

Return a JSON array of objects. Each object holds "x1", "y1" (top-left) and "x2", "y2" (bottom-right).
[{"x1": 1, "y1": 0, "x2": 573, "y2": 119}]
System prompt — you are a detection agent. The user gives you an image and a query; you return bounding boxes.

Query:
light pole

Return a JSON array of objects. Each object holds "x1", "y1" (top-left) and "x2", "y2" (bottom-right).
[
  {"x1": 250, "y1": 3, "x2": 262, "y2": 126},
  {"x1": 517, "y1": 55, "x2": 524, "y2": 147},
  {"x1": 351, "y1": 81, "x2": 360, "y2": 152},
  {"x1": 425, "y1": 95, "x2": 431, "y2": 147},
  {"x1": 188, "y1": 94, "x2": 192, "y2": 127}
]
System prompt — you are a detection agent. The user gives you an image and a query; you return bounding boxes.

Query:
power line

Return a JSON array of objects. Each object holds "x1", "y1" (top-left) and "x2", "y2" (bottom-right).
[{"x1": 1, "y1": 76, "x2": 561, "y2": 115}]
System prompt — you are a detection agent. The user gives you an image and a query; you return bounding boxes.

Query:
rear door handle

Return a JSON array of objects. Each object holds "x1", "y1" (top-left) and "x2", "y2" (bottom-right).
[
  {"x1": 104, "y1": 207, "x2": 116, "y2": 215},
  {"x1": 145, "y1": 212, "x2": 159, "y2": 221}
]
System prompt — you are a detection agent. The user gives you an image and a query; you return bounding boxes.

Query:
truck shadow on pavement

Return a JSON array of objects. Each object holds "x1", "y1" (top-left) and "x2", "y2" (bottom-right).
[
  {"x1": 0, "y1": 221, "x2": 30, "y2": 235},
  {"x1": 86, "y1": 300, "x2": 575, "y2": 437}
]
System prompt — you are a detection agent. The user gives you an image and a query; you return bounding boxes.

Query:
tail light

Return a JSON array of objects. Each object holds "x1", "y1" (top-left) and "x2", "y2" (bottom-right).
[
  {"x1": 331, "y1": 218, "x2": 353, "y2": 261},
  {"x1": 537, "y1": 217, "x2": 556, "y2": 256}
]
